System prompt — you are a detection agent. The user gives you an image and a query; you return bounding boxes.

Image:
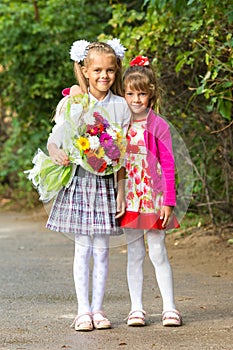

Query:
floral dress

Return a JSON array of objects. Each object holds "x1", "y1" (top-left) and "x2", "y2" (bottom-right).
[{"x1": 120, "y1": 118, "x2": 179, "y2": 230}]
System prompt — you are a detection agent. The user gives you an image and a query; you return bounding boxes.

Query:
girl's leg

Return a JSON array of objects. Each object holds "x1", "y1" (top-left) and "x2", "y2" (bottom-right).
[
  {"x1": 91, "y1": 235, "x2": 111, "y2": 328},
  {"x1": 125, "y1": 229, "x2": 146, "y2": 311},
  {"x1": 91, "y1": 235, "x2": 110, "y2": 312},
  {"x1": 146, "y1": 230, "x2": 176, "y2": 311},
  {"x1": 73, "y1": 234, "x2": 92, "y2": 316}
]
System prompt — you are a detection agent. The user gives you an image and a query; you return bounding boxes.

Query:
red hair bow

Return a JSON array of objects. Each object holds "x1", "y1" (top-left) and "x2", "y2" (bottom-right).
[{"x1": 130, "y1": 56, "x2": 149, "y2": 66}]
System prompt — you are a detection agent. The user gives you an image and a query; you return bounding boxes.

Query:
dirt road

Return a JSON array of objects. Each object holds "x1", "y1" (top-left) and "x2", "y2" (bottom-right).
[{"x1": 0, "y1": 209, "x2": 232, "y2": 350}]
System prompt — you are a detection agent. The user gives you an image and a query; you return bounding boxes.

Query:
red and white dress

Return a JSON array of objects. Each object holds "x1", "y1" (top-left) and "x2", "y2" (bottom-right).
[{"x1": 120, "y1": 117, "x2": 179, "y2": 230}]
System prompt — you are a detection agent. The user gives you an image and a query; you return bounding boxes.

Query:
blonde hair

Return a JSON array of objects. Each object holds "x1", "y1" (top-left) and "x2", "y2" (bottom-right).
[
  {"x1": 123, "y1": 64, "x2": 160, "y2": 112},
  {"x1": 74, "y1": 42, "x2": 123, "y2": 96}
]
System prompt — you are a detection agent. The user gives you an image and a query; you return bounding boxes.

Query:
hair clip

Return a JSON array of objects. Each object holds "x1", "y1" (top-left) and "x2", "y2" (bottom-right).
[{"x1": 130, "y1": 56, "x2": 149, "y2": 67}]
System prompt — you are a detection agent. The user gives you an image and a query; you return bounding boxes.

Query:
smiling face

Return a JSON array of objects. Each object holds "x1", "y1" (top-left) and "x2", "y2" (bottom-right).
[
  {"x1": 123, "y1": 66, "x2": 158, "y2": 119},
  {"x1": 124, "y1": 88, "x2": 150, "y2": 120},
  {"x1": 82, "y1": 53, "x2": 117, "y2": 100}
]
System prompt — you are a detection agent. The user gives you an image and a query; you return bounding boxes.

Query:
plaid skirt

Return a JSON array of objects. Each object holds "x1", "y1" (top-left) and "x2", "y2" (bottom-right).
[{"x1": 46, "y1": 167, "x2": 123, "y2": 236}]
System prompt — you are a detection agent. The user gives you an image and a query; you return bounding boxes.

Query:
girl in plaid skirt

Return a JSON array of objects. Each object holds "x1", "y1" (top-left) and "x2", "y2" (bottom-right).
[{"x1": 46, "y1": 40, "x2": 131, "y2": 331}]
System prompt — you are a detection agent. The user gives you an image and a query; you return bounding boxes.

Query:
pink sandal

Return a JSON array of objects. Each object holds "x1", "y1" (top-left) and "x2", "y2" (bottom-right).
[
  {"x1": 92, "y1": 311, "x2": 111, "y2": 330},
  {"x1": 127, "y1": 310, "x2": 146, "y2": 326},
  {"x1": 70, "y1": 313, "x2": 93, "y2": 331},
  {"x1": 162, "y1": 310, "x2": 182, "y2": 326}
]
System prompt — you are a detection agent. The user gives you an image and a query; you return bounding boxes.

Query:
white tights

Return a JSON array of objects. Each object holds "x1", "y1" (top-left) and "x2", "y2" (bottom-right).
[
  {"x1": 73, "y1": 234, "x2": 109, "y2": 315},
  {"x1": 125, "y1": 229, "x2": 176, "y2": 312}
]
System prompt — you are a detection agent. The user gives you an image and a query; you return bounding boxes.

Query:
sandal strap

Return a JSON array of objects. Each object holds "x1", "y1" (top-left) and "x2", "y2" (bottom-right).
[
  {"x1": 92, "y1": 310, "x2": 108, "y2": 321},
  {"x1": 70, "y1": 312, "x2": 92, "y2": 328},
  {"x1": 162, "y1": 309, "x2": 181, "y2": 320},
  {"x1": 125, "y1": 309, "x2": 146, "y2": 321},
  {"x1": 92, "y1": 310, "x2": 107, "y2": 318},
  {"x1": 92, "y1": 310, "x2": 111, "y2": 329}
]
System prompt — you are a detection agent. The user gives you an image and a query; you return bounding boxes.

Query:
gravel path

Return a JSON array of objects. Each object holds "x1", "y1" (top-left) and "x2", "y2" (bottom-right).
[{"x1": 0, "y1": 210, "x2": 232, "y2": 350}]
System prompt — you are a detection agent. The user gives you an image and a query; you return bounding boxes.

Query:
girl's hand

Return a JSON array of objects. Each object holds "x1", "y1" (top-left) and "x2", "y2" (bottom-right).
[
  {"x1": 160, "y1": 206, "x2": 173, "y2": 228},
  {"x1": 48, "y1": 143, "x2": 70, "y2": 166},
  {"x1": 115, "y1": 192, "x2": 126, "y2": 219},
  {"x1": 70, "y1": 84, "x2": 83, "y2": 96}
]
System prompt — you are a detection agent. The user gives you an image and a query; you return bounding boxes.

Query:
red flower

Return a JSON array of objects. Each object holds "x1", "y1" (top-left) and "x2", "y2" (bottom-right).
[
  {"x1": 136, "y1": 189, "x2": 143, "y2": 197},
  {"x1": 87, "y1": 156, "x2": 107, "y2": 173},
  {"x1": 135, "y1": 175, "x2": 141, "y2": 185},
  {"x1": 86, "y1": 125, "x2": 99, "y2": 136},
  {"x1": 146, "y1": 199, "x2": 154, "y2": 209},
  {"x1": 126, "y1": 144, "x2": 139, "y2": 153},
  {"x1": 133, "y1": 166, "x2": 138, "y2": 174},
  {"x1": 144, "y1": 176, "x2": 150, "y2": 185},
  {"x1": 130, "y1": 56, "x2": 149, "y2": 67},
  {"x1": 129, "y1": 170, "x2": 134, "y2": 178},
  {"x1": 97, "y1": 123, "x2": 105, "y2": 133},
  {"x1": 127, "y1": 192, "x2": 134, "y2": 200},
  {"x1": 126, "y1": 162, "x2": 131, "y2": 171},
  {"x1": 129, "y1": 128, "x2": 137, "y2": 137}
]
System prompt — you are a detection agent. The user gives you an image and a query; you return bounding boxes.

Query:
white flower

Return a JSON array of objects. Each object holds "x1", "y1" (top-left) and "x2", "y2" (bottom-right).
[
  {"x1": 104, "y1": 155, "x2": 112, "y2": 165},
  {"x1": 89, "y1": 136, "x2": 100, "y2": 150},
  {"x1": 107, "y1": 38, "x2": 126, "y2": 59},
  {"x1": 70, "y1": 40, "x2": 90, "y2": 62},
  {"x1": 106, "y1": 127, "x2": 117, "y2": 140}
]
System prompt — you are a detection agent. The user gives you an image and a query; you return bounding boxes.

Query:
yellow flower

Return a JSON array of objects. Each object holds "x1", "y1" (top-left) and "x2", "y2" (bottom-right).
[
  {"x1": 95, "y1": 147, "x2": 105, "y2": 159},
  {"x1": 116, "y1": 133, "x2": 126, "y2": 155},
  {"x1": 116, "y1": 132, "x2": 122, "y2": 140},
  {"x1": 76, "y1": 137, "x2": 90, "y2": 151}
]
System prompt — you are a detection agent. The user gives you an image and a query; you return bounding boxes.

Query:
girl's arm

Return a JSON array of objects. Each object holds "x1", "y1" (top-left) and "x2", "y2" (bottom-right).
[
  {"x1": 154, "y1": 119, "x2": 176, "y2": 227},
  {"x1": 115, "y1": 167, "x2": 126, "y2": 219},
  {"x1": 156, "y1": 123, "x2": 176, "y2": 206}
]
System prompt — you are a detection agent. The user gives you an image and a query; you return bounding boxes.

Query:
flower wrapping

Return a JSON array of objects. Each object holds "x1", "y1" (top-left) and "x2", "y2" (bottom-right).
[
  {"x1": 24, "y1": 149, "x2": 74, "y2": 202},
  {"x1": 74, "y1": 107, "x2": 126, "y2": 175}
]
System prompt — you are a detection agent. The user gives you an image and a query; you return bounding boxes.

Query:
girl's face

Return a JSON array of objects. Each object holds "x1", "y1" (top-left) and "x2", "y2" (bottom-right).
[
  {"x1": 124, "y1": 87, "x2": 150, "y2": 120},
  {"x1": 82, "y1": 53, "x2": 117, "y2": 100}
]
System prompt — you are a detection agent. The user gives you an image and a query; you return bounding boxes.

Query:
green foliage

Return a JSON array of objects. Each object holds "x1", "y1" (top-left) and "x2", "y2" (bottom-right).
[
  {"x1": 0, "y1": 0, "x2": 112, "y2": 205},
  {"x1": 107, "y1": 0, "x2": 233, "y2": 224}
]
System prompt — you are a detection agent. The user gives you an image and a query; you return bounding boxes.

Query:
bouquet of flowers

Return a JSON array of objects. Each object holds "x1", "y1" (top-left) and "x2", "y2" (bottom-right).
[
  {"x1": 25, "y1": 99, "x2": 126, "y2": 202},
  {"x1": 74, "y1": 107, "x2": 126, "y2": 175}
]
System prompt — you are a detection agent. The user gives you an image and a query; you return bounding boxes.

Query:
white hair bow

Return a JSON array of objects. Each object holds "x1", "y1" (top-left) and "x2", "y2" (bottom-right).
[{"x1": 70, "y1": 38, "x2": 126, "y2": 62}]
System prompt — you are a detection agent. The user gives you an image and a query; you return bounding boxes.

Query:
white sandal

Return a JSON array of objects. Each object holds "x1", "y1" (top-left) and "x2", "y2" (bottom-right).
[
  {"x1": 92, "y1": 310, "x2": 111, "y2": 330},
  {"x1": 70, "y1": 313, "x2": 93, "y2": 331},
  {"x1": 126, "y1": 310, "x2": 146, "y2": 326},
  {"x1": 162, "y1": 310, "x2": 182, "y2": 326}
]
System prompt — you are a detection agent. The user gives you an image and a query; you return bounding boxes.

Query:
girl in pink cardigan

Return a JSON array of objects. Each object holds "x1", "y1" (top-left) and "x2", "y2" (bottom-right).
[{"x1": 119, "y1": 56, "x2": 182, "y2": 327}]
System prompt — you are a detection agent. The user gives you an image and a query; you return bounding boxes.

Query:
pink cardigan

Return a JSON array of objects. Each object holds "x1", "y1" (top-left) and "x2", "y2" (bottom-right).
[{"x1": 144, "y1": 109, "x2": 176, "y2": 206}]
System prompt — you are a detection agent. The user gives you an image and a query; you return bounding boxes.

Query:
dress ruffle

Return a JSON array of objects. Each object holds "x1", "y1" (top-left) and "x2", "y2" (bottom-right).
[{"x1": 119, "y1": 211, "x2": 180, "y2": 230}]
